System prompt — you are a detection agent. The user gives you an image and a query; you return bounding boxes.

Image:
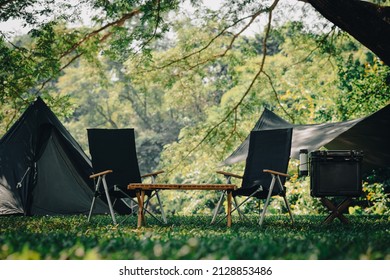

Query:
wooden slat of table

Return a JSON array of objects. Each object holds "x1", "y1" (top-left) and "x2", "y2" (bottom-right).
[{"x1": 128, "y1": 183, "x2": 237, "y2": 190}]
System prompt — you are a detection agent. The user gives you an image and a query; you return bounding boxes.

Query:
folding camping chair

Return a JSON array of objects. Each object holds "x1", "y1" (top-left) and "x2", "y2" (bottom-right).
[
  {"x1": 87, "y1": 128, "x2": 166, "y2": 225},
  {"x1": 212, "y1": 128, "x2": 294, "y2": 226}
]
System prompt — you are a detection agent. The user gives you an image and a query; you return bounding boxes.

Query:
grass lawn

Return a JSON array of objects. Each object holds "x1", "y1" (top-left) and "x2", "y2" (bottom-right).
[{"x1": 1, "y1": 214, "x2": 389, "y2": 260}]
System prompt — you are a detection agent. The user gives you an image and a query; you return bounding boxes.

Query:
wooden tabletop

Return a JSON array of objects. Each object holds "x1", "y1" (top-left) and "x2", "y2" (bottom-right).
[{"x1": 128, "y1": 183, "x2": 237, "y2": 191}]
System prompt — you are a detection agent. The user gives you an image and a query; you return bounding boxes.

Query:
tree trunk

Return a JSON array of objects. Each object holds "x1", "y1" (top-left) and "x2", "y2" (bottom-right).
[{"x1": 306, "y1": 0, "x2": 390, "y2": 65}]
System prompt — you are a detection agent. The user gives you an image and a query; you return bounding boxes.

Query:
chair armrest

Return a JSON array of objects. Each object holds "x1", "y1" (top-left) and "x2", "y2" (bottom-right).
[
  {"x1": 216, "y1": 170, "x2": 243, "y2": 179},
  {"x1": 89, "y1": 170, "x2": 113, "y2": 179},
  {"x1": 263, "y1": 169, "x2": 289, "y2": 177},
  {"x1": 141, "y1": 170, "x2": 165, "y2": 179}
]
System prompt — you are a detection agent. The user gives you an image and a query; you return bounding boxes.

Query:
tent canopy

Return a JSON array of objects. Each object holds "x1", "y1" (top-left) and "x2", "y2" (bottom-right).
[
  {"x1": 224, "y1": 105, "x2": 390, "y2": 173},
  {"x1": 0, "y1": 97, "x2": 108, "y2": 216}
]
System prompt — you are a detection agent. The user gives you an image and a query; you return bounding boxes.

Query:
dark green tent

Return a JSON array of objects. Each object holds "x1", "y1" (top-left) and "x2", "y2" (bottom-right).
[
  {"x1": 224, "y1": 105, "x2": 390, "y2": 173},
  {"x1": 0, "y1": 97, "x2": 108, "y2": 216}
]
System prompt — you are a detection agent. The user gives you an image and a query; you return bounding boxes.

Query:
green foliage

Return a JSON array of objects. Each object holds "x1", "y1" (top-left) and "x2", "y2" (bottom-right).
[
  {"x1": 284, "y1": 173, "x2": 324, "y2": 215},
  {"x1": 1, "y1": 215, "x2": 390, "y2": 260},
  {"x1": 336, "y1": 54, "x2": 390, "y2": 120},
  {"x1": 1, "y1": 2, "x2": 389, "y2": 217},
  {"x1": 1, "y1": 0, "x2": 182, "y2": 134},
  {"x1": 351, "y1": 182, "x2": 390, "y2": 215},
  {"x1": 0, "y1": 21, "x2": 95, "y2": 133}
]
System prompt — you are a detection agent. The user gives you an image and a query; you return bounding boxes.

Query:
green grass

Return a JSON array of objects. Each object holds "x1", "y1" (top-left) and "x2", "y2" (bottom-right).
[{"x1": 1, "y1": 214, "x2": 389, "y2": 260}]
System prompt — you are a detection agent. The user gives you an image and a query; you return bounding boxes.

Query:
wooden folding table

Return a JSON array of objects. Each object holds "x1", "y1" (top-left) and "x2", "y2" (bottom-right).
[{"x1": 128, "y1": 183, "x2": 237, "y2": 228}]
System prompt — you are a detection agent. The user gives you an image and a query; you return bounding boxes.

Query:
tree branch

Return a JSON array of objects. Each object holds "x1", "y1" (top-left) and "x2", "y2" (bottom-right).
[
  {"x1": 96, "y1": 102, "x2": 118, "y2": 128},
  {"x1": 167, "y1": 0, "x2": 280, "y2": 174},
  {"x1": 60, "y1": 9, "x2": 141, "y2": 59},
  {"x1": 32, "y1": 0, "x2": 167, "y2": 97},
  {"x1": 136, "y1": 0, "x2": 162, "y2": 53},
  {"x1": 137, "y1": 4, "x2": 275, "y2": 76},
  {"x1": 262, "y1": 70, "x2": 295, "y2": 122},
  {"x1": 289, "y1": 25, "x2": 336, "y2": 67},
  {"x1": 33, "y1": 7, "x2": 145, "y2": 97}
]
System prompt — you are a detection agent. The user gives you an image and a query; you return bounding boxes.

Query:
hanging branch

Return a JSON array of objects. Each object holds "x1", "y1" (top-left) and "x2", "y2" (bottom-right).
[
  {"x1": 289, "y1": 25, "x2": 336, "y2": 67},
  {"x1": 60, "y1": 9, "x2": 141, "y2": 59},
  {"x1": 32, "y1": 10, "x2": 141, "y2": 96},
  {"x1": 262, "y1": 70, "x2": 295, "y2": 123},
  {"x1": 31, "y1": 0, "x2": 167, "y2": 97},
  {"x1": 184, "y1": 8, "x2": 268, "y2": 71},
  {"x1": 135, "y1": 0, "x2": 163, "y2": 53},
  {"x1": 167, "y1": 0, "x2": 280, "y2": 174},
  {"x1": 135, "y1": 4, "x2": 277, "y2": 75}
]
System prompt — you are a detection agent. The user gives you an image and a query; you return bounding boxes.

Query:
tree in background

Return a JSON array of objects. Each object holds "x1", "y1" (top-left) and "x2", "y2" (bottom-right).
[
  {"x1": 1, "y1": 0, "x2": 179, "y2": 134},
  {"x1": 1, "y1": 0, "x2": 389, "y2": 118},
  {"x1": 1, "y1": 0, "x2": 389, "y2": 214}
]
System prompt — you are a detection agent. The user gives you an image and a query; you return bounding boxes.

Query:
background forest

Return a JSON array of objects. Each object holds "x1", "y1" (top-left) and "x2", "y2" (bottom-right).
[{"x1": 1, "y1": 0, "x2": 389, "y2": 216}]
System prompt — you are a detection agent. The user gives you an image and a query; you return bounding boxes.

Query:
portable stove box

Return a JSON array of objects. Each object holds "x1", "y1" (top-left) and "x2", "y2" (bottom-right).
[{"x1": 309, "y1": 150, "x2": 363, "y2": 197}]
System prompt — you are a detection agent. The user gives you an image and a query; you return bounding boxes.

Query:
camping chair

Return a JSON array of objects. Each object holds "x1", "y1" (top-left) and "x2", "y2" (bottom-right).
[
  {"x1": 86, "y1": 128, "x2": 166, "y2": 225},
  {"x1": 213, "y1": 128, "x2": 294, "y2": 226}
]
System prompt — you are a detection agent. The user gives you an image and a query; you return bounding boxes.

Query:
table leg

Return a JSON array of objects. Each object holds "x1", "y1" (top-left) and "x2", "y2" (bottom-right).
[
  {"x1": 227, "y1": 190, "x2": 232, "y2": 228},
  {"x1": 135, "y1": 190, "x2": 144, "y2": 228},
  {"x1": 141, "y1": 190, "x2": 145, "y2": 225}
]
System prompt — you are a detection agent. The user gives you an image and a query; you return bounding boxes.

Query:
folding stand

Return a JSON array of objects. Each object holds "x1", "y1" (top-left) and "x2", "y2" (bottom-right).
[
  {"x1": 309, "y1": 150, "x2": 363, "y2": 225},
  {"x1": 320, "y1": 197, "x2": 352, "y2": 225}
]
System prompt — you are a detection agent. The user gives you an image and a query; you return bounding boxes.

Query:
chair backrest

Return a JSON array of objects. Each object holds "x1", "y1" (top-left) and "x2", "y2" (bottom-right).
[
  {"x1": 87, "y1": 128, "x2": 142, "y2": 187},
  {"x1": 241, "y1": 128, "x2": 293, "y2": 191}
]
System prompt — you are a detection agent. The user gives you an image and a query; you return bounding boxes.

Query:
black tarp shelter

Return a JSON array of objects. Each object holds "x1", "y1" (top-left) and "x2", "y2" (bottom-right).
[
  {"x1": 0, "y1": 97, "x2": 108, "y2": 215},
  {"x1": 224, "y1": 105, "x2": 390, "y2": 173}
]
